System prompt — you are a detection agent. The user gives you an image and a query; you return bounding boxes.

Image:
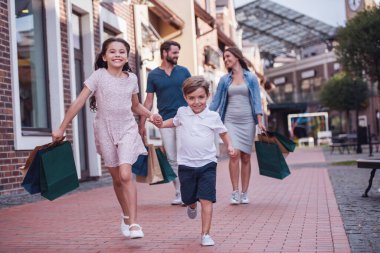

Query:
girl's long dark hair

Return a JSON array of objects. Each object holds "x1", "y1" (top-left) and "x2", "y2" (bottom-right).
[
  {"x1": 90, "y1": 37, "x2": 132, "y2": 112},
  {"x1": 224, "y1": 47, "x2": 249, "y2": 73}
]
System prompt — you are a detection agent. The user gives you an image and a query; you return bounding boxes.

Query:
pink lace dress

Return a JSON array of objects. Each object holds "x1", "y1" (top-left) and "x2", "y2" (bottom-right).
[{"x1": 84, "y1": 68, "x2": 147, "y2": 167}]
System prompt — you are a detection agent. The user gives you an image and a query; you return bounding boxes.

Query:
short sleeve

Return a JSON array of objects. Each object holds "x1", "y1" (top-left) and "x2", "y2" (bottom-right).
[
  {"x1": 211, "y1": 113, "x2": 227, "y2": 134},
  {"x1": 84, "y1": 69, "x2": 101, "y2": 92},
  {"x1": 131, "y1": 73, "x2": 139, "y2": 94},
  {"x1": 146, "y1": 72, "x2": 155, "y2": 93},
  {"x1": 172, "y1": 107, "x2": 184, "y2": 127}
]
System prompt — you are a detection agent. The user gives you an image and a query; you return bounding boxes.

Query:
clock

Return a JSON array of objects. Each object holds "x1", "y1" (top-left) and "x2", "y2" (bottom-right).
[{"x1": 348, "y1": 0, "x2": 362, "y2": 11}]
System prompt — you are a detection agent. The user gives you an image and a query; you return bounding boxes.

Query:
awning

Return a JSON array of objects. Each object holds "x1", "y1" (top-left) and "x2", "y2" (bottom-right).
[
  {"x1": 149, "y1": 0, "x2": 185, "y2": 30},
  {"x1": 235, "y1": 0, "x2": 336, "y2": 57},
  {"x1": 194, "y1": 2, "x2": 215, "y2": 27},
  {"x1": 217, "y1": 29, "x2": 237, "y2": 48}
]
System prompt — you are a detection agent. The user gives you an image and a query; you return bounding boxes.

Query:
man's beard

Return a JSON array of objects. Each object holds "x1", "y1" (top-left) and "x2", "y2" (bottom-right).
[{"x1": 166, "y1": 56, "x2": 178, "y2": 65}]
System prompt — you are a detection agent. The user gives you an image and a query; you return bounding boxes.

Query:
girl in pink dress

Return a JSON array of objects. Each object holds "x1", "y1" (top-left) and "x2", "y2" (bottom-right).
[{"x1": 52, "y1": 38, "x2": 161, "y2": 239}]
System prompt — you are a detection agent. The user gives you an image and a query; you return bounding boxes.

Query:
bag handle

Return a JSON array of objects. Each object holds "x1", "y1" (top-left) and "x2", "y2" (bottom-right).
[{"x1": 47, "y1": 136, "x2": 66, "y2": 148}]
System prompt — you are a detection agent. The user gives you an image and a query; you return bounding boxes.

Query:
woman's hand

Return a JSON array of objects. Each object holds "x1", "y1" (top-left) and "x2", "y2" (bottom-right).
[
  {"x1": 52, "y1": 128, "x2": 64, "y2": 142},
  {"x1": 258, "y1": 123, "x2": 266, "y2": 132}
]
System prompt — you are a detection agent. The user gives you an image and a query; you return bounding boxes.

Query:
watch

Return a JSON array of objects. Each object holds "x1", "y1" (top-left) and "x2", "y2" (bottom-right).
[{"x1": 348, "y1": 0, "x2": 362, "y2": 11}]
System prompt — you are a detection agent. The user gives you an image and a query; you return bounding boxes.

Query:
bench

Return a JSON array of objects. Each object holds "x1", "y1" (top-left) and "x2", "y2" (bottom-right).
[
  {"x1": 329, "y1": 142, "x2": 356, "y2": 154},
  {"x1": 298, "y1": 137, "x2": 314, "y2": 147},
  {"x1": 357, "y1": 159, "x2": 380, "y2": 197}
]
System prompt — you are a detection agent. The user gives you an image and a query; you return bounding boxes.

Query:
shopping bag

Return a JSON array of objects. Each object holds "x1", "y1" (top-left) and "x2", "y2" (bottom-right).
[
  {"x1": 258, "y1": 133, "x2": 289, "y2": 156},
  {"x1": 150, "y1": 147, "x2": 177, "y2": 185},
  {"x1": 20, "y1": 137, "x2": 66, "y2": 177},
  {"x1": 21, "y1": 149, "x2": 45, "y2": 194},
  {"x1": 267, "y1": 131, "x2": 296, "y2": 152},
  {"x1": 136, "y1": 144, "x2": 164, "y2": 184},
  {"x1": 39, "y1": 141, "x2": 79, "y2": 200},
  {"x1": 255, "y1": 140, "x2": 290, "y2": 180},
  {"x1": 132, "y1": 153, "x2": 148, "y2": 176}
]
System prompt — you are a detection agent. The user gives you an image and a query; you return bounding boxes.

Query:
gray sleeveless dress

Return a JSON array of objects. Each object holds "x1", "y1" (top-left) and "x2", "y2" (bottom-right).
[{"x1": 224, "y1": 83, "x2": 256, "y2": 154}]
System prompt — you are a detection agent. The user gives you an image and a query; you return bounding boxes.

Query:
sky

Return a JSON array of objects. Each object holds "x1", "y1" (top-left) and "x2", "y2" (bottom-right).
[{"x1": 234, "y1": 0, "x2": 380, "y2": 27}]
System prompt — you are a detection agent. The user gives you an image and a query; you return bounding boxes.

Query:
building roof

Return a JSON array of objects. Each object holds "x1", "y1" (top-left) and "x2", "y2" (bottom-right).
[{"x1": 235, "y1": 0, "x2": 337, "y2": 57}]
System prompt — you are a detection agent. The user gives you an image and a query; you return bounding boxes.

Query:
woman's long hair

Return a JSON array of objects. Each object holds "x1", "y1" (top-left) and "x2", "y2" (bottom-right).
[
  {"x1": 90, "y1": 37, "x2": 132, "y2": 112},
  {"x1": 224, "y1": 47, "x2": 249, "y2": 73}
]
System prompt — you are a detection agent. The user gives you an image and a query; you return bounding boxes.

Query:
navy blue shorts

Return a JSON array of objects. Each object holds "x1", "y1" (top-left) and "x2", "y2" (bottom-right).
[{"x1": 178, "y1": 162, "x2": 217, "y2": 205}]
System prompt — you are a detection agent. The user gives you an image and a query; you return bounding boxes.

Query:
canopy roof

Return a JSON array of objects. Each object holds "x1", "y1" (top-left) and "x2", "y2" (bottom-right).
[{"x1": 235, "y1": 0, "x2": 337, "y2": 57}]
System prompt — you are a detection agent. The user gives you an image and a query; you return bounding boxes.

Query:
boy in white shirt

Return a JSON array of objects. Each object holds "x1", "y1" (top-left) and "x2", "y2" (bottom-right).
[{"x1": 155, "y1": 76, "x2": 236, "y2": 246}]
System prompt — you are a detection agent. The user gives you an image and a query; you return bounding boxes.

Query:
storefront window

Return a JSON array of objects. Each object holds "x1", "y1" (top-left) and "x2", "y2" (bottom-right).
[{"x1": 16, "y1": 0, "x2": 50, "y2": 131}]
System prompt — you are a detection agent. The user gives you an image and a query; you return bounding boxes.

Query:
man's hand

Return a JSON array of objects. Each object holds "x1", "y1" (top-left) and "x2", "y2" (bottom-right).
[{"x1": 149, "y1": 114, "x2": 163, "y2": 128}]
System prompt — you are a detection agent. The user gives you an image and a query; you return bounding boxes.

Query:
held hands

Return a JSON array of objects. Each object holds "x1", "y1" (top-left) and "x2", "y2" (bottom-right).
[
  {"x1": 228, "y1": 146, "x2": 237, "y2": 158},
  {"x1": 148, "y1": 113, "x2": 163, "y2": 128}
]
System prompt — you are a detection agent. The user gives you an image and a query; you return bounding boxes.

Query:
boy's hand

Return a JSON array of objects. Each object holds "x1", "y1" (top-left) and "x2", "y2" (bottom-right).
[
  {"x1": 149, "y1": 114, "x2": 163, "y2": 127},
  {"x1": 228, "y1": 146, "x2": 237, "y2": 157}
]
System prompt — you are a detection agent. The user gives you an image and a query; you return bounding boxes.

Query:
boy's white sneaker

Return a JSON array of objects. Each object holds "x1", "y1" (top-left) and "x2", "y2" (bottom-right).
[
  {"x1": 240, "y1": 192, "x2": 250, "y2": 204},
  {"x1": 120, "y1": 214, "x2": 130, "y2": 237},
  {"x1": 201, "y1": 234, "x2": 215, "y2": 246},
  {"x1": 187, "y1": 205, "x2": 197, "y2": 219},
  {"x1": 129, "y1": 224, "x2": 144, "y2": 239},
  {"x1": 230, "y1": 191, "x2": 240, "y2": 205},
  {"x1": 171, "y1": 192, "x2": 183, "y2": 205}
]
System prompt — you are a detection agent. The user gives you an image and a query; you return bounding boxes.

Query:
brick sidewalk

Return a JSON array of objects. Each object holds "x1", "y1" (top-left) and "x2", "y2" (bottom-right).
[{"x1": 0, "y1": 148, "x2": 351, "y2": 253}]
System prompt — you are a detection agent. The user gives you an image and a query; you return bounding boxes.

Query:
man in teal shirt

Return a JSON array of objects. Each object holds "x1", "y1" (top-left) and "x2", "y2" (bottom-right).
[{"x1": 139, "y1": 41, "x2": 191, "y2": 205}]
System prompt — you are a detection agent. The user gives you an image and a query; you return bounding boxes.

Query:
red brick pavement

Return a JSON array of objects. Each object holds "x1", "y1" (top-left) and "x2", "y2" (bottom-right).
[{"x1": 0, "y1": 148, "x2": 351, "y2": 252}]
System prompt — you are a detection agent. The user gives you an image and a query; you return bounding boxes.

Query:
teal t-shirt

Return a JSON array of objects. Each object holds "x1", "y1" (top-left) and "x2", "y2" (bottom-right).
[{"x1": 146, "y1": 65, "x2": 191, "y2": 120}]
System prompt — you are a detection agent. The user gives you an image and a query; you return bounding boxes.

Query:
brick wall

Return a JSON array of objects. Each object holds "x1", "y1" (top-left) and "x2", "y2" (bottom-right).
[
  {"x1": 0, "y1": 0, "x2": 138, "y2": 195},
  {"x1": 0, "y1": 0, "x2": 29, "y2": 195}
]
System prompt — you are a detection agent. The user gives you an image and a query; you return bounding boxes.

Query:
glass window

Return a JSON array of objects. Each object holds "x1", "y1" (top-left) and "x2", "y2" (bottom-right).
[
  {"x1": 103, "y1": 24, "x2": 120, "y2": 42},
  {"x1": 15, "y1": 0, "x2": 50, "y2": 131}
]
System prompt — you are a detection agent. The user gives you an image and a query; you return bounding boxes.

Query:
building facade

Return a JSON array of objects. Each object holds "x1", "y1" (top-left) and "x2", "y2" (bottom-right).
[{"x1": 1, "y1": 0, "x2": 138, "y2": 195}]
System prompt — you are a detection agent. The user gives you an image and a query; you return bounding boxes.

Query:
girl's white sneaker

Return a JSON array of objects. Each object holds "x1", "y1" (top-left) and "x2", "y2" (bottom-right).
[
  {"x1": 120, "y1": 214, "x2": 130, "y2": 237},
  {"x1": 129, "y1": 224, "x2": 144, "y2": 239},
  {"x1": 201, "y1": 234, "x2": 215, "y2": 246}
]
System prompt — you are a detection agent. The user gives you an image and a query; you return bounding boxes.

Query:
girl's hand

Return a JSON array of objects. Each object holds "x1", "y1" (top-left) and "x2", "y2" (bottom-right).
[
  {"x1": 258, "y1": 123, "x2": 266, "y2": 132},
  {"x1": 228, "y1": 146, "x2": 237, "y2": 157},
  {"x1": 52, "y1": 128, "x2": 64, "y2": 142}
]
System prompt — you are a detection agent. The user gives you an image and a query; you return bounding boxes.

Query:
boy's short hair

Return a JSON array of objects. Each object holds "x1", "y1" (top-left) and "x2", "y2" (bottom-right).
[{"x1": 183, "y1": 76, "x2": 210, "y2": 96}]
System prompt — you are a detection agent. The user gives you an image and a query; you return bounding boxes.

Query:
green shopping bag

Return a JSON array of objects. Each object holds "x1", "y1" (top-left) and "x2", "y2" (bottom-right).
[
  {"x1": 39, "y1": 141, "x2": 79, "y2": 200},
  {"x1": 255, "y1": 140, "x2": 290, "y2": 180},
  {"x1": 151, "y1": 147, "x2": 177, "y2": 185},
  {"x1": 267, "y1": 131, "x2": 296, "y2": 152}
]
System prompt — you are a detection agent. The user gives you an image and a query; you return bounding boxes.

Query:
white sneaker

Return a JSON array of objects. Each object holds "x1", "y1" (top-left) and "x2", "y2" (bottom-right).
[
  {"x1": 129, "y1": 224, "x2": 144, "y2": 239},
  {"x1": 201, "y1": 234, "x2": 215, "y2": 246},
  {"x1": 230, "y1": 191, "x2": 240, "y2": 205},
  {"x1": 120, "y1": 214, "x2": 130, "y2": 237},
  {"x1": 171, "y1": 192, "x2": 183, "y2": 205},
  {"x1": 187, "y1": 205, "x2": 197, "y2": 219},
  {"x1": 240, "y1": 192, "x2": 250, "y2": 204}
]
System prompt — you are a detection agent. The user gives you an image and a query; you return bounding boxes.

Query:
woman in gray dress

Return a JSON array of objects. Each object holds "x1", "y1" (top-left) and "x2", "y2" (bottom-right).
[{"x1": 210, "y1": 47, "x2": 266, "y2": 204}]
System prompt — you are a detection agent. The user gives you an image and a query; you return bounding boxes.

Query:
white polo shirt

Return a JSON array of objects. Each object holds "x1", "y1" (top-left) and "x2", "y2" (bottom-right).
[{"x1": 173, "y1": 106, "x2": 227, "y2": 167}]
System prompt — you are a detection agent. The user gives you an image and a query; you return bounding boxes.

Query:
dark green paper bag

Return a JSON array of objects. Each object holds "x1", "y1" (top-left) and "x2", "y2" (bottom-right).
[
  {"x1": 40, "y1": 141, "x2": 79, "y2": 200},
  {"x1": 151, "y1": 147, "x2": 177, "y2": 185},
  {"x1": 255, "y1": 140, "x2": 290, "y2": 180},
  {"x1": 267, "y1": 131, "x2": 296, "y2": 152}
]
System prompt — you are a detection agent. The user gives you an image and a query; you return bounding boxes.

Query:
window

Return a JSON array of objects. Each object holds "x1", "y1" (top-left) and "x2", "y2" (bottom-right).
[
  {"x1": 15, "y1": 0, "x2": 50, "y2": 133},
  {"x1": 103, "y1": 24, "x2": 120, "y2": 42}
]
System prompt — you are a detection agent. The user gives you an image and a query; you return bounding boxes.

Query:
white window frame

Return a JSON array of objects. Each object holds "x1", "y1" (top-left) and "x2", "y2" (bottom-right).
[
  {"x1": 67, "y1": 0, "x2": 100, "y2": 178},
  {"x1": 99, "y1": 6, "x2": 128, "y2": 43},
  {"x1": 9, "y1": 0, "x2": 65, "y2": 150}
]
